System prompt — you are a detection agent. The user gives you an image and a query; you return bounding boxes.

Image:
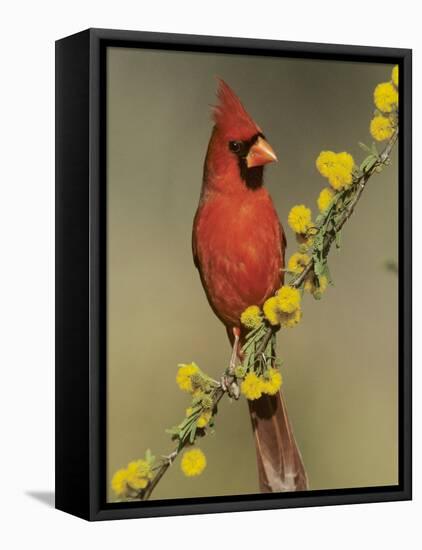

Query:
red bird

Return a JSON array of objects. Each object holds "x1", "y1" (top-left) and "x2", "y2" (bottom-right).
[{"x1": 192, "y1": 80, "x2": 307, "y2": 492}]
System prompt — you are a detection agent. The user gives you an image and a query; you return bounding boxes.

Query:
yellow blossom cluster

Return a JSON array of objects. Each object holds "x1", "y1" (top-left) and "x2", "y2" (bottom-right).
[
  {"x1": 317, "y1": 187, "x2": 335, "y2": 213},
  {"x1": 288, "y1": 252, "x2": 310, "y2": 274},
  {"x1": 287, "y1": 204, "x2": 316, "y2": 251},
  {"x1": 374, "y1": 81, "x2": 398, "y2": 113},
  {"x1": 177, "y1": 363, "x2": 216, "y2": 430},
  {"x1": 304, "y1": 274, "x2": 328, "y2": 299},
  {"x1": 316, "y1": 151, "x2": 355, "y2": 191},
  {"x1": 278, "y1": 286, "x2": 301, "y2": 313},
  {"x1": 370, "y1": 65, "x2": 398, "y2": 142},
  {"x1": 288, "y1": 204, "x2": 313, "y2": 234},
  {"x1": 111, "y1": 459, "x2": 153, "y2": 497},
  {"x1": 240, "y1": 367, "x2": 283, "y2": 400},
  {"x1": 176, "y1": 362, "x2": 215, "y2": 396},
  {"x1": 240, "y1": 305, "x2": 263, "y2": 329},
  {"x1": 176, "y1": 362, "x2": 200, "y2": 393},
  {"x1": 180, "y1": 448, "x2": 207, "y2": 477},
  {"x1": 240, "y1": 286, "x2": 301, "y2": 331},
  {"x1": 262, "y1": 285, "x2": 302, "y2": 328},
  {"x1": 370, "y1": 116, "x2": 395, "y2": 141}
]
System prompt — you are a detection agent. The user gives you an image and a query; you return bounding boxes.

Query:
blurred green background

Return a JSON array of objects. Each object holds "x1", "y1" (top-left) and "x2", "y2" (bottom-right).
[{"x1": 106, "y1": 47, "x2": 398, "y2": 501}]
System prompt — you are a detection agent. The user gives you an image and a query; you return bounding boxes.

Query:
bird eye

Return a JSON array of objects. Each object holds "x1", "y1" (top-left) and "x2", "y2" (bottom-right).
[{"x1": 229, "y1": 141, "x2": 242, "y2": 153}]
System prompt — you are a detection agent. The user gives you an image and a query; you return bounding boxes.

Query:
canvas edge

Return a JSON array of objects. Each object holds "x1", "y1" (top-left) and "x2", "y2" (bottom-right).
[{"x1": 55, "y1": 28, "x2": 412, "y2": 521}]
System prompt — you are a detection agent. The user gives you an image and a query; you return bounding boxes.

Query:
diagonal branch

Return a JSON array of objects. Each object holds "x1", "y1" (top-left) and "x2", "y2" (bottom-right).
[{"x1": 132, "y1": 129, "x2": 398, "y2": 502}]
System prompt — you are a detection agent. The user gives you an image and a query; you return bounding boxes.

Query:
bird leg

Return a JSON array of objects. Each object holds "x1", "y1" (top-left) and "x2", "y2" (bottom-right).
[
  {"x1": 220, "y1": 327, "x2": 242, "y2": 398},
  {"x1": 229, "y1": 327, "x2": 241, "y2": 374}
]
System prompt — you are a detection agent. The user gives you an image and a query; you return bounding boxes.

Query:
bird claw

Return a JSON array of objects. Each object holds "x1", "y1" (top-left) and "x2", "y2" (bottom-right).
[
  {"x1": 221, "y1": 375, "x2": 240, "y2": 400},
  {"x1": 229, "y1": 381, "x2": 240, "y2": 400}
]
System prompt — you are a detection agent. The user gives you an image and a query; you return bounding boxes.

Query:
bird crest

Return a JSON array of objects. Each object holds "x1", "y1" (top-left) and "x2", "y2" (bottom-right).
[{"x1": 212, "y1": 79, "x2": 261, "y2": 139}]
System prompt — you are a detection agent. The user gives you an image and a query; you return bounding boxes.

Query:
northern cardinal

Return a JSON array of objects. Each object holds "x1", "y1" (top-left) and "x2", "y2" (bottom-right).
[{"x1": 192, "y1": 80, "x2": 308, "y2": 492}]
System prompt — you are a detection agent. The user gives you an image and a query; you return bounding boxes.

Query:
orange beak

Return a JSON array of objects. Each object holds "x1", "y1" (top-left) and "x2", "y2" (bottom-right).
[{"x1": 246, "y1": 136, "x2": 278, "y2": 168}]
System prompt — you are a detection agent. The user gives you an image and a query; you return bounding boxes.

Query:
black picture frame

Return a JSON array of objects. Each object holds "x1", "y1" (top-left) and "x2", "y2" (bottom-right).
[{"x1": 55, "y1": 28, "x2": 412, "y2": 521}]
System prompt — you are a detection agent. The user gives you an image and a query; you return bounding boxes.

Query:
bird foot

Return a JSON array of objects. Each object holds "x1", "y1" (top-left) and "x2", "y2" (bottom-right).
[
  {"x1": 220, "y1": 375, "x2": 240, "y2": 400},
  {"x1": 229, "y1": 380, "x2": 240, "y2": 400},
  {"x1": 228, "y1": 328, "x2": 240, "y2": 375}
]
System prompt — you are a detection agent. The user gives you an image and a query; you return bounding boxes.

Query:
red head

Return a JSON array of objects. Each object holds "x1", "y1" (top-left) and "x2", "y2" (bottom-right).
[
  {"x1": 213, "y1": 78, "x2": 262, "y2": 141},
  {"x1": 203, "y1": 79, "x2": 277, "y2": 195}
]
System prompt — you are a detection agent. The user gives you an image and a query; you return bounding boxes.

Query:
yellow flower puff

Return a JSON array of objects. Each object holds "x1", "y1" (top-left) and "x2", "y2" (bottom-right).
[
  {"x1": 176, "y1": 362, "x2": 200, "y2": 393},
  {"x1": 374, "y1": 82, "x2": 398, "y2": 113},
  {"x1": 261, "y1": 368, "x2": 283, "y2": 396},
  {"x1": 370, "y1": 115, "x2": 394, "y2": 142},
  {"x1": 304, "y1": 274, "x2": 328, "y2": 298},
  {"x1": 279, "y1": 308, "x2": 302, "y2": 329},
  {"x1": 240, "y1": 305, "x2": 263, "y2": 329},
  {"x1": 197, "y1": 409, "x2": 212, "y2": 428},
  {"x1": 111, "y1": 468, "x2": 129, "y2": 497},
  {"x1": 240, "y1": 372, "x2": 263, "y2": 400},
  {"x1": 288, "y1": 252, "x2": 310, "y2": 274},
  {"x1": 185, "y1": 406, "x2": 194, "y2": 417},
  {"x1": 336, "y1": 152, "x2": 354, "y2": 173},
  {"x1": 392, "y1": 65, "x2": 398, "y2": 87},
  {"x1": 328, "y1": 167, "x2": 351, "y2": 190},
  {"x1": 126, "y1": 460, "x2": 152, "y2": 491},
  {"x1": 288, "y1": 205, "x2": 313, "y2": 234},
  {"x1": 277, "y1": 286, "x2": 301, "y2": 314},
  {"x1": 317, "y1": 187, "x2": 335, "y2": 213},
  {"x1": 316, "y1": 151, "x2": 354, "y2": 191},
  {"x1": 316, "y1": 150, "x2": 337, "y2": 178},
  {"x1": 181, "y1": 448, "x2": 207, "y2": 477},
  {"x1": 263, "y1": 296, "x2": 280, "y2": 326}
]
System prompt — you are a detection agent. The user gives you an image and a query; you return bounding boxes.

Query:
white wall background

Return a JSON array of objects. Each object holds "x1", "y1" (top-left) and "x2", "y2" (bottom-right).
[{"x1": 0, "y1": 0, "x2": 418, "y2": 548}]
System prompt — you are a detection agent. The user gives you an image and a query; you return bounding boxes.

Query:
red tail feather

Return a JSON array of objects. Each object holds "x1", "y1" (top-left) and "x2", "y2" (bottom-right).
[{"x1": 248, "y1": 391, "x2": 308, "y2": 492}]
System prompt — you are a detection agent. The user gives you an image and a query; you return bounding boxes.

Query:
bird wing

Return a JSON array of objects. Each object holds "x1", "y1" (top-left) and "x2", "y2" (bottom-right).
[
  {"x1": 280, "y1": 221, "x2": 287, "y2": 275},
  {"x1": 280, "y1": 222, "x2": 287, "y2": 253},
  {"x1": 192, "y1": 207, "x2": 201, "y2": 270}
]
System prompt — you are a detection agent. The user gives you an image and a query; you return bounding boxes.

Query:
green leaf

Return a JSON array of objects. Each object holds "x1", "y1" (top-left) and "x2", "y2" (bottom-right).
[
  {"x1": 319, "y1": 263, "x2": 332, "y2": 285},
  {"x1": 179, "y1": 415, "x2": 199, "y2": 440},
  {"x1": 335, "y1": 230, "x2": 342, "y2": 249},
  {"x1": 245, "y1": 325, "x2": 263, "y2": 340},
  {"x1": 264, "y1": 336, "x2": 272, "y2": 365},
  {"x1": 358, "y1": 142, "x2": 372, "y2": 153},
  {"x1": 189, "y1": 424, "x2": 197, "y2": 444},
  {"x1": 241, "y1": 346, "x2": 252, "y2": 371},
  {"x1": 145, "y1": 448, "x2": 156, "y2": 465},
  {"x1": 314, "y1": 258, "x2": 324, "y2": 276},
  {"x1": 371, "y1": 142, "x2": 379, "y2": 156},
  {"x1": 188, "y1": 399, "x2": 203, "y2": 410},
  {"x1": 315, "y1": 213, "x2": 324, "y2": 226},
  {"x1": 360, "y1": 154, "x2": 378, "y2": 173}
]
